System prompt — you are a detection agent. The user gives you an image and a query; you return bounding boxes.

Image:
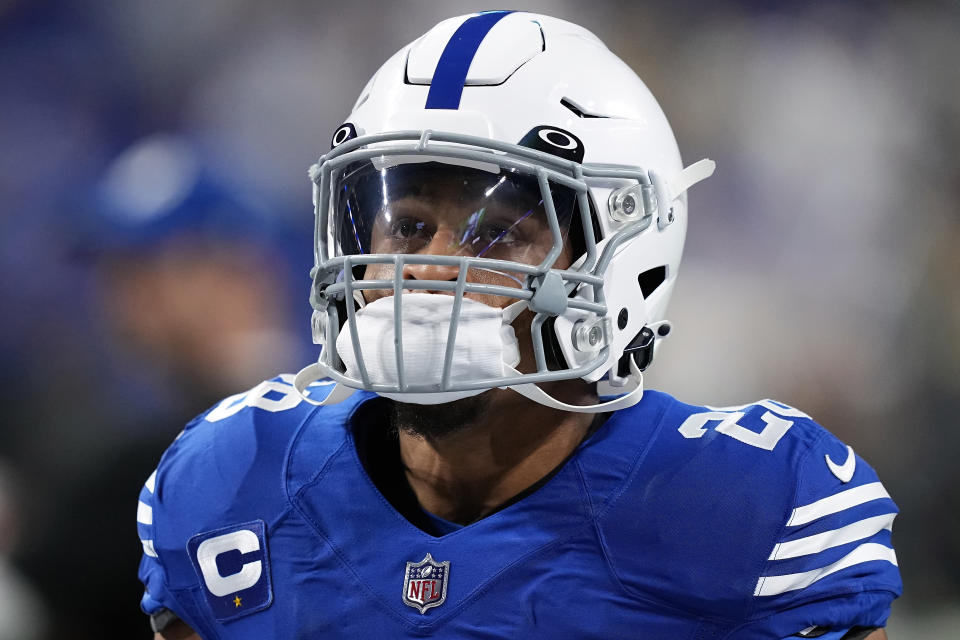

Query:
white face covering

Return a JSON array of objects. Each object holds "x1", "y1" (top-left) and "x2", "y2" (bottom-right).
[
  {"x1": 296, "y1": 293, "x2": 644, "y2": 414},
  {"x1": 335, "y1": 293, "x2": 522, "y2": 404}
]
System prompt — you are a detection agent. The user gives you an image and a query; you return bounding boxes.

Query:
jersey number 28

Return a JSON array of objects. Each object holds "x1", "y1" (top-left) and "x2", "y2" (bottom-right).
[{"x1": 677, "y1": 400, "x2": 809, "y2": 451}]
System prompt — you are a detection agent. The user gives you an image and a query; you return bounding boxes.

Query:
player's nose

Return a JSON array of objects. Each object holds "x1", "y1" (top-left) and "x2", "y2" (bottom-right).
[
  {"x1": 402, "y1": 230, "x2": 462, "y2": 290},
  {"x1": 402, "y1": 261, "x2": 461, "y2": 289}
]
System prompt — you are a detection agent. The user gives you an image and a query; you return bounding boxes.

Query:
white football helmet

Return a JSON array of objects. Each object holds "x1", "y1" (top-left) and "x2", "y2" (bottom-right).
[{"x1": 296, "y1": 11, "x2": 714, "y2": 411}]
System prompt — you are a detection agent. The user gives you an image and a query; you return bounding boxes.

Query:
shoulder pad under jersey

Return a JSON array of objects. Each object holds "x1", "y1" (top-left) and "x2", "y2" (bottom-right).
[
  {"x1": 594, "y1": 392, "x2": 901, "y2": 629},
  {"x1": 136, "y1": 375, "x2": 368, "y2": 634}
]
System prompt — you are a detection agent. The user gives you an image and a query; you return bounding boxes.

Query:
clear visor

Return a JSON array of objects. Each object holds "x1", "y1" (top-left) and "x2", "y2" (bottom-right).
[{"x1": 332, "y1": 158, "x2": 578, "y2": 267}]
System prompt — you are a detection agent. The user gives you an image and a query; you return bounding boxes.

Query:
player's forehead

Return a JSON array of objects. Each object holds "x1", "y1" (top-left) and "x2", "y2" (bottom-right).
[
  {"x1": 380, "y1": 162, "x2": 537, "y2": 204},
  {"x1": 395, "y1": 180, "x2": 479, "y2": 209}
]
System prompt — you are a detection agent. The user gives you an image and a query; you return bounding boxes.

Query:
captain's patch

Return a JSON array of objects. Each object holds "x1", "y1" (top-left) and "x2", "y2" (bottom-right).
[{"x1": 187, "y1": 520, "x2": 273, "y2": 621}]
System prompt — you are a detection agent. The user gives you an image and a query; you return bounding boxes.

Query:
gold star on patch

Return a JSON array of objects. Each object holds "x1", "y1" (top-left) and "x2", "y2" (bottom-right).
[{"x1": 233, "y1": 595, "x2": 242, "y2": 608}]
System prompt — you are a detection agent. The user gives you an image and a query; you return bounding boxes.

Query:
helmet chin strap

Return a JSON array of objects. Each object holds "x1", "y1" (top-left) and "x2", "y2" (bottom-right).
[
  {"x1": 502, "y1": 356, "x2": 644, "y2": 413},
  {"x1": 293, "y1": 356, "x2": 645, "y2": 414},
  {"x1": 294, "y1": 363, "x2": 358, "y2": 406}
]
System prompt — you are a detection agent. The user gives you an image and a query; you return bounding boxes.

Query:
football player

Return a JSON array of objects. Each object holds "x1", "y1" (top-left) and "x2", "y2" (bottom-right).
[{"x1": 138, "y1": 12, "x2": 901, "y2": 639}]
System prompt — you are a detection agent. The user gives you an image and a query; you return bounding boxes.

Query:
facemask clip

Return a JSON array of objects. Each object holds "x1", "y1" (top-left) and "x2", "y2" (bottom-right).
[{"x1": 527, "y1": 271, "x2": 569, "y2": 316}]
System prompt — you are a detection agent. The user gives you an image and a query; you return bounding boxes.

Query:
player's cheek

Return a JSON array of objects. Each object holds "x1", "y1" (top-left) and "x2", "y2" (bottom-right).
[
  {"x1": 462, "y1": 266, "x2": 524, "y2": 309},
  {"x1": 359, "y1": 263, "x2": 393, "y2": 303}
]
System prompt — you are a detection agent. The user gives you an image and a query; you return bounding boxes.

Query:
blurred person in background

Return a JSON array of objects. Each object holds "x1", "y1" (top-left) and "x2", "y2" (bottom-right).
[
  {"x1": 82, "y1": 133, "x2": 304, "y2": 405},
  {"x1": 11, "y1": 133, "x2": 310, "y2": 639}
]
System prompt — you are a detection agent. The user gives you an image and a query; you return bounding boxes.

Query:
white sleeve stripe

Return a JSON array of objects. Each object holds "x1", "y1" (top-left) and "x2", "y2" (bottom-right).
[
  {"x1": 787, "y1": 482, "x2": 891, "y2": 527},
  {"x1": 137, "y1": 501, "x2": 153, "y2": 525},
  {"x1": 141, "y1": 539, "x2": 158, "y2": 557},
  {"x1": 769, "y1": 513, "x2": 896, "y2": 560},
  {"x1": 754, "y1": 542, "x2": 897, "y2": 597},
  {"x1": 145, "y1": 470, "x2": 156, "y2": 493}
]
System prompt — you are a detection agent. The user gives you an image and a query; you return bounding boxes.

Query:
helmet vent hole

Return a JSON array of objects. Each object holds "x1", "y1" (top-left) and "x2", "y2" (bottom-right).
[
  {"x1": 617, "y1": 308, "x2": 628, "y2": 330},
  {"x1": 638, "y1": 266, "x2": 667, "y2": 299},
  {"x1": 560, "y1": 97, "x2": 608, "y2": 119}
]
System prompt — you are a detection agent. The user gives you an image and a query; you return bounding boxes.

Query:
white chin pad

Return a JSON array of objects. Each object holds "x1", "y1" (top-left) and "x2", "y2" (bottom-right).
[{"x1": 335, "y1": 293, "x2": 520, "y2": 404}]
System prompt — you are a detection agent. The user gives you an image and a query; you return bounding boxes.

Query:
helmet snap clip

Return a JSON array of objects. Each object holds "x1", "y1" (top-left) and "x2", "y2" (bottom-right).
[{"x1": 617, "y1": 326, "x2": 656, "y2": 375}]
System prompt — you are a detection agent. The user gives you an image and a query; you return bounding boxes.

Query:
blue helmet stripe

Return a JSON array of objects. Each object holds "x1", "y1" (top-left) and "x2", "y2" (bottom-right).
[{"x1": 425, "y1": 11, "x2": 513, "y2": 110}]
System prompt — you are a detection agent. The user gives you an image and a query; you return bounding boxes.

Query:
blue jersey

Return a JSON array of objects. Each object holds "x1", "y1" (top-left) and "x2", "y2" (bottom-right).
[{"x1": 137, "y1": 375, "x2": 901, "y2": 639}]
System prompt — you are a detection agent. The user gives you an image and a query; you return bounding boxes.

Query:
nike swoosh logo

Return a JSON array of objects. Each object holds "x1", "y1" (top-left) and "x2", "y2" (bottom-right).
[{"x1": 825, "y1": 445, "x2": 856, "y2": 483}]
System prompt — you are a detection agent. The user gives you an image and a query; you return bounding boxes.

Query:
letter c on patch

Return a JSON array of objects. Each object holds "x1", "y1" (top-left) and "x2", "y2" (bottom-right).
[{"x1": 196, "y1": 529, "x2": 262, "y2": 597}]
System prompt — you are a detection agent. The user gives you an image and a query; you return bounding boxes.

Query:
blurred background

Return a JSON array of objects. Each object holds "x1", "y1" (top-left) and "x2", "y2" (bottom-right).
[{"x1": 0, "y1": 0, "x2": 956, "y2": 637}]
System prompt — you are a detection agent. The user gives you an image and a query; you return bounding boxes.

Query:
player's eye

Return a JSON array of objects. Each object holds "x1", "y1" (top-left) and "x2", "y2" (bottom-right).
[
  {"x1": 476, "y1": 221, "x2": 518, "y2": 245},
  {"x1": 455, "y1": 209, "x2": 525, "y2": 252},
  {"x1": 373, "y1": 213, "x2": 435, "y2": 254},
  {"x1": 389, "y1": 217, "x2": 428, "y2": 240}
]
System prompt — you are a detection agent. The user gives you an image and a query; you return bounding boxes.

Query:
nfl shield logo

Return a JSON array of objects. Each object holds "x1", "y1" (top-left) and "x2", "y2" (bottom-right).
[{"x1": 402, "y1": 553, "x2": 450, "y2": 614}]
